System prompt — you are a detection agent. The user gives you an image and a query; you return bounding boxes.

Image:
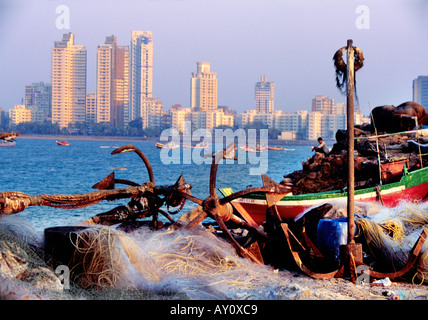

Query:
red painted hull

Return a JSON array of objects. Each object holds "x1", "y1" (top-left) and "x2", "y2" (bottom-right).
[
  {"x1": 232, "y1": 180, "x2": 428, "y2": 227},
  {"x1": 56, "y1": 140, "x2": 70, "y2": 146}
]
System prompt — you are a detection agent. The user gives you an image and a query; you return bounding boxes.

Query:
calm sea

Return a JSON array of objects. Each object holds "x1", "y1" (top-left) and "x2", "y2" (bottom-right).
[{"x1": 0, "y1": 138, "x2": 309, "y2": 230}]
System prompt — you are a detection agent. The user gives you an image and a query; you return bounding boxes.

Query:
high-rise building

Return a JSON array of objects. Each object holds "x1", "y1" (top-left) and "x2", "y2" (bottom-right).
[
  {"x1": 86, "y1": 92, "x2": 97, "y2": 124},
  {"x1": 413, "y1": 75, "x2": 428, "y2": 110},
  {"x1": 190, "y1": 62, "x2": 218, "y2": 111},
  {"x1": 130, "y1": 31, "x2": 153, "y2": 122},
  {"x1": 24, "y1": 82, "x2": 52, "y2": 121},
  {"x1": 312, "y1": 95, "x2": 335, "y2": 114},
  {"x1": 255, "y1": 75, "x2": 275, "y2": 113},
  {"x1": 51, "y1": 33, "x2": 87, "y2": 128},
  {"x1": 96, "y1": 35, "x2": 129, "y2": 127}
]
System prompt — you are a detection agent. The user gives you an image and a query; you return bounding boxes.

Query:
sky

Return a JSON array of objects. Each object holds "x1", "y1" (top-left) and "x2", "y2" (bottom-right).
[{"x1": 0, "y1": 0, "x2": 427, "y2": 116}]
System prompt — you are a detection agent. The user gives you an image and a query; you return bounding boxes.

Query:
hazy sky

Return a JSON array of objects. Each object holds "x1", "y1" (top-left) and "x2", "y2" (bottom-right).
[{"x1": 0, "y1": 0, "x2": 427, "y2": 115}]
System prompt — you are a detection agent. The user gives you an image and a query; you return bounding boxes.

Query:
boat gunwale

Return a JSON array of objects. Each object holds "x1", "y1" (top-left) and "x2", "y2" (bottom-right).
[{"x1": 233, "y1": 166, "x2": 428, "y2": 202}]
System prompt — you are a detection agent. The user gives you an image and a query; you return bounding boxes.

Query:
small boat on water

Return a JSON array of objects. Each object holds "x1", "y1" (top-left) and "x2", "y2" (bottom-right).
[
  {"x1": 0, "y1": 140, "x2": 16, "y2": 147},
  {"x1": 56, "y1": 140, "x2": 70, "y2": 146},
  {"x1": 240, "y1": 144, "x2": 265, "y2": 152},
  {"x1": 267, "y1": 146, "x2": 283, "y2": 151},
  {"x1": 220, "y1": 165, "x2": 428, "y2": 227},
  {"x1": 155, "y1": 142, "x2": 179, "y2": 149},
  {"x1": 181, "y1": 141, "x2": 209, "y2": 149}
]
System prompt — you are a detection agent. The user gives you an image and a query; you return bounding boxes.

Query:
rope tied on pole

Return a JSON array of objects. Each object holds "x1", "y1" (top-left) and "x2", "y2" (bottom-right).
[{"x1": 333, "y1": 45, "x2": 364, "y2": 103}]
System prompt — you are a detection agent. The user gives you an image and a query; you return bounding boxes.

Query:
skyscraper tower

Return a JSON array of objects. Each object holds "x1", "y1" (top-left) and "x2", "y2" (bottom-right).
[
  {"x1": 96, "y1": 35, "x2": 129, "y2": 127},
  {"x1": 51, "y1": 32, "x2": 87, "y2": 128},
  {"x1": 130, "y1": 31, "x2": 153, "y2": 122},
  {"x1": 255, "y1": 75, "x2": 275, "y2": 113},
  {"x1": 190, "y1": 62, "x2": 218, "y2": 111},
  {"x1": 413, "y1": 75, "x2": 428, "y2": 110},
  {"x1": 25, "y1": 82, "x2": 52, "y2": 121}
]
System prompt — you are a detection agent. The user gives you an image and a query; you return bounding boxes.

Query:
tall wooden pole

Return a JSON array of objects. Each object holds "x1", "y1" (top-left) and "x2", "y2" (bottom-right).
[
  {"x1": 337, "y1": 40, "x2": 363, "y2": 282},
  {"x1": 346, "y1": 39, "x2": 355, "y2": 244}
]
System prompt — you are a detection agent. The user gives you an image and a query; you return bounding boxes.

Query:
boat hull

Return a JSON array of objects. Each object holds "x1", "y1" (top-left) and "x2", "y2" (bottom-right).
[
  {"x1": 56, "y1": 140, "x2": 70, "y2": 146},
  {"x1": 0, "y1": 141, "x2": 16, "y2": 147},
  {"x1": 229, "y1": 167, "x2": 428, "y2": 227},
  {"x1": 155, "y1": 143, "x2": 178, "y2": 149},
  {"x1": 181, "y1": 144, "x2": 208, "y2": 149}
]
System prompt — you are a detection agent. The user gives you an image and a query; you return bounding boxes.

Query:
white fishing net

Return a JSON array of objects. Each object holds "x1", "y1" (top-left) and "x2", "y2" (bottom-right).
[{"x1": 1, "y1": 201, "x2": 427, "y2": 300}]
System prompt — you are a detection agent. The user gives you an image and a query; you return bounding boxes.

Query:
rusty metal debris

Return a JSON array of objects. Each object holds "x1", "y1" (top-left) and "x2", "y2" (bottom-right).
[
  {"x1": 0, "y1": 142, "x2": 427, "y2": 286},
  {"x1": 0, "y1": 142, "x2": 291, "y2": 264},
  {"x1": 0, "y1": 132, "x2": 21, "y2": 142}
]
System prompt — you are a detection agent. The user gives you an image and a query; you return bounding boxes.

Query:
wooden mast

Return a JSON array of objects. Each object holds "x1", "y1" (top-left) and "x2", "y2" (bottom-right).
[{"x1": 346, "y1": 39, "x2": 356, "y2": 244}]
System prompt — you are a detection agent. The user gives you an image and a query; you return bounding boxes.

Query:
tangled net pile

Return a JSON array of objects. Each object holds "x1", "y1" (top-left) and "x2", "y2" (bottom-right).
[
  {"x1": 0, "y1": 217, "x2": 74, "y2": 300},
  {"x1": 70, "y1": 226, "x2": 283, "y2": 299},
  {"x1": 356, "y1": 201, "x2": 428, "y2": 284}
]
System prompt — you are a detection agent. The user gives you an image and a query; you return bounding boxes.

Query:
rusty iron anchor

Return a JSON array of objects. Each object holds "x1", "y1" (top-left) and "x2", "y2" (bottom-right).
[
  {"x1": 0, "y1": 144, "x2": 192, "y2": 230},
  {"x1": 170, "y1": 143, "x2": 292, "y2": 265}
]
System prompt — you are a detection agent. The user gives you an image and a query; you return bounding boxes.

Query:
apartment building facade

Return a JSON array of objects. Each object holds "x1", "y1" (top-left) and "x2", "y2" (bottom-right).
[
  {"x1": 190, "y1": 62, "x2": 218, "y2": 111},
  {"x1": 51, "y1": 33, "x2": 87, "y2": 128},
  {"x1": 96, "y1": 35, "x2": 129, "y2": 127},
  {"x1": 130, "y1": 31, "x2": 153, "y2": 122},
  {"x1": 24, "y1": 82, "x2": 52, "y2": 121},
  {"x1": 255, "y1": 75, "x2": 275, "y2": 113},
  {"x1": 9, "y1": 105, "x2": 31, "y2": 125},
  {"x1": 413, "y1": 75, "x2": 428, "y2": 110}
]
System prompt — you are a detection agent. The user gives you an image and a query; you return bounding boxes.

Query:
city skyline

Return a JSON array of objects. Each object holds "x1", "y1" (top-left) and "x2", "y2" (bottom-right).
[{"x1": 0, "y1": 0, "x2": 427, "y2": 116}]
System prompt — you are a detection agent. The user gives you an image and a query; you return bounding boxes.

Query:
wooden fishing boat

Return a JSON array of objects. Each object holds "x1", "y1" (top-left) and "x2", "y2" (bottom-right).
[
  {"x1": 56, "y1": 140, "x2": 70, "y2": 146},
  {"x1": 0, "y1": 140, "x2": 16, "y2": 147},
  {"x1": 181, "y1": 141, "x2": 209, "y2": 149},
  {"x1": 220, "y1": 166, "x2": 428, "y2": 227},
  {"x1": 240, "y1": 144, "x2": 265, "y2": 152},
  {"x1": 267, "y1": 146, "x2": 283, "y2": 151},
  {"x1": 155, "y1": 142, "x2": 179, "y2": 149}
]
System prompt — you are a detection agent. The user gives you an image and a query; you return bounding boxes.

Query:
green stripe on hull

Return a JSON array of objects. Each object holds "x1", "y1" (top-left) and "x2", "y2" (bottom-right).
[{"x1": 240, "y1": 166, "x2": 428, "y2": 202}]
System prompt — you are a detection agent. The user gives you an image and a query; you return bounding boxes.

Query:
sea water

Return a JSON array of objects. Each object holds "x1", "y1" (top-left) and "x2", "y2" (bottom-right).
[
  {"x1": 0, "y1": 138, "x2": 308, "y2": 230},
  {"x1": 0, "y1": 138, "x2": 310, "y2": 300}
]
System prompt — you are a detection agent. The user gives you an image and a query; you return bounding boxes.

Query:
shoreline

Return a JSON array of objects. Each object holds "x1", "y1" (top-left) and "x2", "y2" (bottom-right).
[
  {"x1": 17, "y1": 134, "x2": 158, "y2": 142},
  {"x1": 17, "y1": 133, "x2": 329, "y2": 145}
]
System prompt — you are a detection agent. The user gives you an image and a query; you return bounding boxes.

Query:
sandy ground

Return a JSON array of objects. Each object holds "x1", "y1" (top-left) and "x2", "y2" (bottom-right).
[
  {"x1": 274, "y1": 270, "x2": 428, "y2": 300},
  {"x1": 1, "y1": 220, "x2": 427, "y2": 301}
]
